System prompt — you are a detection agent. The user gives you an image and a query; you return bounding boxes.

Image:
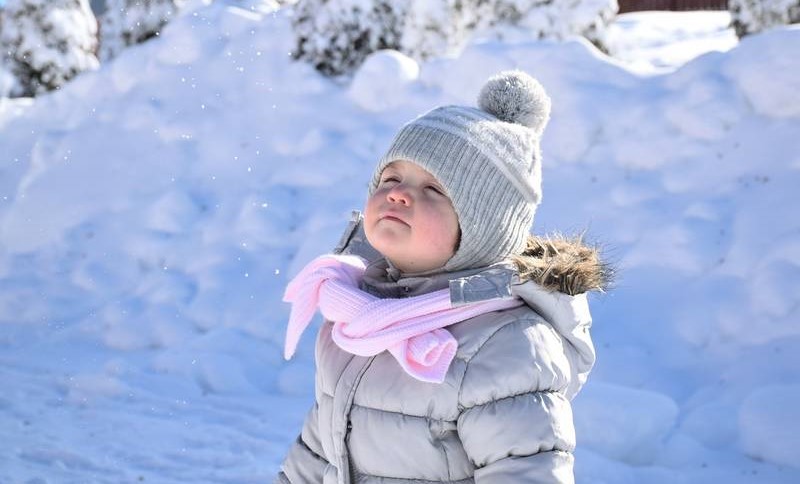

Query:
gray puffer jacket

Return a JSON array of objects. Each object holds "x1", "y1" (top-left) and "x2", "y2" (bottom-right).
[{"x1": 277, "y1": 217, "x2": 607, "y2": 484}]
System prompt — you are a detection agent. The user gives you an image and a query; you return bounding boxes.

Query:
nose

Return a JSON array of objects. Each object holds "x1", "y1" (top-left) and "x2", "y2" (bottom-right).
[{"x1": 387, "y1": 184, "x2": 411, "y2": 206}]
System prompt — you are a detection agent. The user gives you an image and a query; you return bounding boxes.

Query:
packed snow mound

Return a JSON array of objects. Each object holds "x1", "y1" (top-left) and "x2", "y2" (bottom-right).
[
  {"x1": 723, "y1": 26, "x2": 800, "y2": 117},
  {"x1": 348, "y1": 50, "x2": 420, "y2": 112},
  {"x1": 1, "y1": 2, "x2": 800, "y2": 483},
  {"x1": 574, "y1": 382, "x2": 678, "y2": 464},
  {"x1": 739, "y1": 384, "x2": 800, "y2": 469}
]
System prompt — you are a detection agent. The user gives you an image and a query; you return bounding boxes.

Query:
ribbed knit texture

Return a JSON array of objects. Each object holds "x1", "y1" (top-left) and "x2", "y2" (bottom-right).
[
  {"x1": 368, "y1": 70, "x2": 551, "y2": 273},
  {"x1": 283, "y1": 254, "x2": 523, "y2": 383}
]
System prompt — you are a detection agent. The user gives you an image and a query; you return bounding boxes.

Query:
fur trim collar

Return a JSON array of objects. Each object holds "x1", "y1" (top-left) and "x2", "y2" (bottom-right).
[{"x1": 512, "y1": 235, "x2": 612, "y2": 295}]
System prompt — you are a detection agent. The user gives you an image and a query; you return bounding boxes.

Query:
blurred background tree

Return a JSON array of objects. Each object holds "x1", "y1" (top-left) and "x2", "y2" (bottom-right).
[
  {"x1": 728, "y1": 0, "x2": 800, "y2": 37},
  {"x1": 99, "y1": 0, "x2": 186, "y2": 61},
  {"x1": 0, "y1": 0, "x2": 99, "y2": 97},
  {"x1": 1, "y1": 0, "x2": 799, "y2": 97},
  {"x1": 292, "y1": 0, "x2": 620, "y2": 77}
]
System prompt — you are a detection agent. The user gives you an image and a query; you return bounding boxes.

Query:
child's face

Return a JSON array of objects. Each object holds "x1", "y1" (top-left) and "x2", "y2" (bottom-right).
[{"x1": 364, "y1": 160, "x2": 460, "y2": 273}]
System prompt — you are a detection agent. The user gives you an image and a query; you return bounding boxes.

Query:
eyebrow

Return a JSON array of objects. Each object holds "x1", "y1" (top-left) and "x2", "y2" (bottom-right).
[
  {"x1": 422, "y1": 172, "x2": 443, "y2": 188},
  {"x1": 380, "y1": 169, "x2": 398, "y2": 179},
  {"x1": 427, "y1": 176, "x2": 443, "y2": 186}
]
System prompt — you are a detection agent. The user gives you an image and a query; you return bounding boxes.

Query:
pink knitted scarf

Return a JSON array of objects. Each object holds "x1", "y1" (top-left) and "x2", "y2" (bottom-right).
[{"x1": 283, "y1": 254, "x2": 522, "y2": 383}]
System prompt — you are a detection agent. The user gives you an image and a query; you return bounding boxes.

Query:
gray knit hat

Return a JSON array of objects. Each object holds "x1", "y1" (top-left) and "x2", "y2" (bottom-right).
[{"x1": 368, "y1": 70, "x2": 551, "y2": 273}]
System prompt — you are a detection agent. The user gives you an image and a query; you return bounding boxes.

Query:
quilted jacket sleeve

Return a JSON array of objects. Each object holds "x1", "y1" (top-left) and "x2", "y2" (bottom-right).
[
  {"x1": 275, "y1": 402, "x2": 329, "y2": 483},
  {"x1": 456, "y1": 317, "x2": 578, "y2": 483}
]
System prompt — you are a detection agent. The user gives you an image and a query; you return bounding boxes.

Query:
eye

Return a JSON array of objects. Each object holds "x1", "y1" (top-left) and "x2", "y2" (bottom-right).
[
  {"x1": 426, "y1": 185, "x2": 444, "y2": 195},
  {"x1": 380, "y1": 175, "x2": 400, "y2": 185}
]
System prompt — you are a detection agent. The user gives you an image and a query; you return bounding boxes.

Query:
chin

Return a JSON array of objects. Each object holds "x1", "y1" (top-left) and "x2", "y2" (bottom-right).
[
  {"x1": 367, "y1": 230, "x2": 403, "y2": 254},
  {"x1": 382, "y1": 250, "x2": 410, "y2": 268}
]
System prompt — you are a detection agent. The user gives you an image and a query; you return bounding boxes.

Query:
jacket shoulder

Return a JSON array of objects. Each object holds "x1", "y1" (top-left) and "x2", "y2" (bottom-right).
[
  {"x1": 449, "y1": 305, "x2": 544, "y2": 360},
  {"x1": 451, "y1": 305, "x2": 573, "y2": 409}
]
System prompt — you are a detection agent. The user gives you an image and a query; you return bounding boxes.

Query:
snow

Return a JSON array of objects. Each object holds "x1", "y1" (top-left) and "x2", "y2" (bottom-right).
[
  {"x1": 722, "y1": 25, "x2": 800, "y2": 117},
  {"x1": 574, "y1": 382, "x2": 679, "y2": 465},
  {"x1": 348, "y1": 50, "x2": 420, "y2": 112},
  {"x1": 606, "y1": 11, "x2": 738, "y2": 74},
  {"x1": 739, "y1": 384, "x2": 800, "y2": 469},
  {"x1": 1, "y1": 3, "x2": 800, "y2": 483}
]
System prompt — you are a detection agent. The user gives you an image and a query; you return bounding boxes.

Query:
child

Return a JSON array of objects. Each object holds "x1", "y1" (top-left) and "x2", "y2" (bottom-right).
[{"x1": 277, "y1": 70, "x2": 607, "y2": 483}]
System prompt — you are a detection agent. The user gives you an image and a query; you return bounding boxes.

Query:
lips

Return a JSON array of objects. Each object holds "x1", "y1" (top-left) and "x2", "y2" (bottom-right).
[{"x1": 380, "y1": 213, "x2": 409, "y2": 226}]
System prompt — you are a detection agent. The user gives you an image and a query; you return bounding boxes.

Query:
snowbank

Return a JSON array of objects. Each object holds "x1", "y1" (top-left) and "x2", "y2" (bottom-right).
[{"x1": 1, "y1": 2, "x2": 799, "y2": 482}]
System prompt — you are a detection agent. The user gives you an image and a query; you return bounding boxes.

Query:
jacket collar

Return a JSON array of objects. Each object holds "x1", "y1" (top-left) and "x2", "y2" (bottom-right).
[
  {"x1": 359, "y1": 256, "x2": 595, "y2": 399},
  {"x1": 360, "y1": 257, "x2": 517, "y2": 303}
]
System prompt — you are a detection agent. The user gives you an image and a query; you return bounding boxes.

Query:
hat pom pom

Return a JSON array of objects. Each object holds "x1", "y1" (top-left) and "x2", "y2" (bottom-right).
[{"x1": 478, "y1": 70, "x2": 551, "y2": 134}]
